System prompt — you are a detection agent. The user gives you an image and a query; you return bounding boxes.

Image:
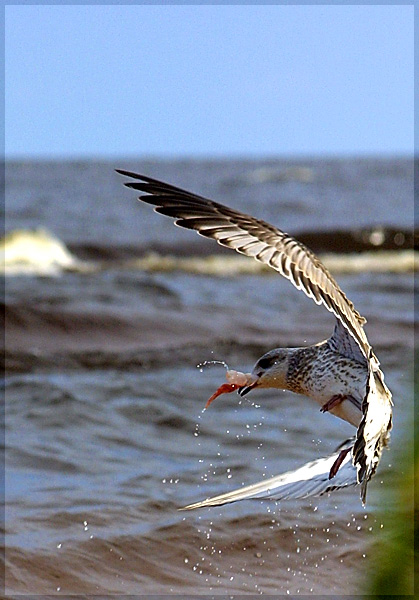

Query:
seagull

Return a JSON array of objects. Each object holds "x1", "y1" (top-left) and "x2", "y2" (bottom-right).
[{"x1": 116, "y1": 169, "x2": 393, "y2": 506}]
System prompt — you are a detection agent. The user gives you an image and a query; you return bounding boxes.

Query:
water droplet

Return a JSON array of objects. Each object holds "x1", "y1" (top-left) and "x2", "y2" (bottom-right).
[{"x1": 197, "y1": 360, "x2": 229, "y2": 371}]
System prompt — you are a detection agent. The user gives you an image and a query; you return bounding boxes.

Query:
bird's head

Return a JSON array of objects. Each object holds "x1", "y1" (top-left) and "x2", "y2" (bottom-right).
[{"x1": 238, "y1": 348, "x2": 290, "y2": 396}]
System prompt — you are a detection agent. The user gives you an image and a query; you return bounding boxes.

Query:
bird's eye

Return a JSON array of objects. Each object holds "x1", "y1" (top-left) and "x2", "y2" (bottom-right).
[{"x1": 257, "y1": 356, "x2": 275, "y2": 370}]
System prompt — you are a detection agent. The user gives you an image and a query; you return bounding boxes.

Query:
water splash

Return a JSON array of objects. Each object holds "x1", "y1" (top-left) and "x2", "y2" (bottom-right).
[{"x1": 196, "y1": 360, "x2": 230, "y2": 372}]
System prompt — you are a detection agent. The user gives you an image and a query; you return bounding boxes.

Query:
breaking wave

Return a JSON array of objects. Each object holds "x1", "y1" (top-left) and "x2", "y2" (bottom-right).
[{"x1": 2, "y1": 227, "x2": 417, "y2": 277}]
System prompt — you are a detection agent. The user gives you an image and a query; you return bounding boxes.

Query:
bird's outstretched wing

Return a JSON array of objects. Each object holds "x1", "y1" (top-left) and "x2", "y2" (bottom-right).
[
  {"x1": 117, "y1": 170, "x2": 370, "y2": 356},
  {"x1": 181, "y1": 440, "x2": 357, "y2": 510},
  {"x1": 117, "y1": 170, "x2": 393, "y2": 501}
]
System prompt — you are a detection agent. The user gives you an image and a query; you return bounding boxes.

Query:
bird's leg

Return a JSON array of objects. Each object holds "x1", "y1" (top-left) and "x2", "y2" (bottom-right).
[
  {"x1": 320, "y1": 394, "x2": 346, "y2": 413},
  {"x1": 329, "y1": 446, "x2": 353, "y2": 479},
  {"x1": 320, "y1": 394, "x2": 361, "y2": 414}
]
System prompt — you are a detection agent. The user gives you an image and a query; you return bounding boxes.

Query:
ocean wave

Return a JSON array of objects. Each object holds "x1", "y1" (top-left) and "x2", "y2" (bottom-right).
[
  {"x1": 3, "y1": 228, "x2": 417, "y2": 277},
  {"x1": 5, "y1": 506, "x2": 369, "y2": 595},
  {"x1": 1, "y1": 228, "x2": 93, "y2": 276},
  {"x1": 126, "y1": 249, "x2": 417, "y2": 275}
]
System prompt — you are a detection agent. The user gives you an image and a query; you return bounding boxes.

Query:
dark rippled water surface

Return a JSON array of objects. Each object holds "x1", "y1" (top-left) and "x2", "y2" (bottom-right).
[{"x1": 4, "y1": 158, "x2": 415, "y2": 594}]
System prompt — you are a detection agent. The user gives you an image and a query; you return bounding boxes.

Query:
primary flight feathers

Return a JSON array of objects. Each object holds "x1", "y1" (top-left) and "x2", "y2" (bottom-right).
[{"x1": 181, "y1": 440, "x2": 357, "y2": 510}]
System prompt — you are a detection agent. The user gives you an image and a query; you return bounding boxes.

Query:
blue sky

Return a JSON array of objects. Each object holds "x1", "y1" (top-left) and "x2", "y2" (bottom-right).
[{"x1": 6, "y1": 4, "x2": 413, "y2": 159}]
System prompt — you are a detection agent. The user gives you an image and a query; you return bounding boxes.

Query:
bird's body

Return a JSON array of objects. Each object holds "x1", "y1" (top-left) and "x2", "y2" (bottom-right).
[
  {"x1": 281, "y1": 341, "x2": 366, "y2": 427},
  {"x1": 117, "y1": 169, "x2": 393, "y2": 506}
]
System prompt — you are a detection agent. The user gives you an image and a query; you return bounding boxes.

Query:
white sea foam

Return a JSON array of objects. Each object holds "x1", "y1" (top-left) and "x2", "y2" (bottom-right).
[
  {"x1": 3, "y1": 228, "x2": 416, "y2": 277},
  {"x1": 2, "y1": 228, "x2": 86, "y2": 276},
  {"x1": 131, "y1": 249, "x2": 417, "y2": 275}
]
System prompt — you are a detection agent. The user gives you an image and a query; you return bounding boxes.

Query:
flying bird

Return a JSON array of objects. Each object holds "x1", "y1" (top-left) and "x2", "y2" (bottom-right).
[{"x1": 117, "y1": 169, "x2": 393, "y2": 507}]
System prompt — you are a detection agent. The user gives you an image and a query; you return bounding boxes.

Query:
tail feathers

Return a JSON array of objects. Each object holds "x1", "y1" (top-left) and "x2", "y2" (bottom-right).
[{"x1": 180, "y1": 441, "x2": 357, "y2": 510}]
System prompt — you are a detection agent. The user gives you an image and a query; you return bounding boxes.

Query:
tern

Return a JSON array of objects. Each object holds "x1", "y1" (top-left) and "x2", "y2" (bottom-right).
[{"x1": 117, "y1": 169, "x2": 393, "y2": 507}]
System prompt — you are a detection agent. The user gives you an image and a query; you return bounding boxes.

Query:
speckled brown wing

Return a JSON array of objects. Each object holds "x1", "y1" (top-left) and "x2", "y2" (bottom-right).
[{"x1": 117, "y1": 169, "x2": 393, "y2": 501}]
